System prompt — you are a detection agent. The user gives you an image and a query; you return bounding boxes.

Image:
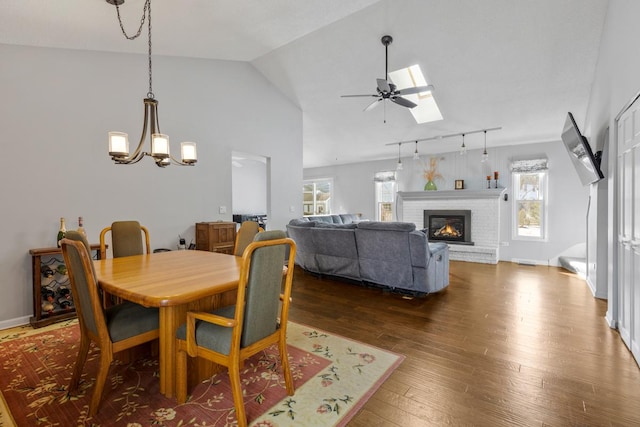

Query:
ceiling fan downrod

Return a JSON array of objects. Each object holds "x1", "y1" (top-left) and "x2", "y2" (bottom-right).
[{"x1": 381, "y1": 35, "x2": 393, "y2": 80}]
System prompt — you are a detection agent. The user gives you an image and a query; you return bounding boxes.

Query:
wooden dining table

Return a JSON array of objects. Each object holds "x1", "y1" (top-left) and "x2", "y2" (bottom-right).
[{"x1": 94, "y1": 249, "x2": 242, "y2": 398}]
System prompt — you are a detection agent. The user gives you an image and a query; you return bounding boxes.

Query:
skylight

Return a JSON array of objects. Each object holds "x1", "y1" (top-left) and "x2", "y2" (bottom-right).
[{"x1": 388, "y1": 64, "x2": 443, "y2": 124}]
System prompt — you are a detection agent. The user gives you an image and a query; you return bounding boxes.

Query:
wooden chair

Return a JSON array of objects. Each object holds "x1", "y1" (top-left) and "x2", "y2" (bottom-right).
[
  {"x1": 60, "y1": 231, "x2": 160, "y2": 416},
  {"x1": 175, "y1": 230, "x2": 296, "y2": 427},
  {"x1": 233, "y1": 221, "x2": 263, "y2": 256},
  {"x1": 99, "y1": 220, "x2": 150, "y2": 259}
]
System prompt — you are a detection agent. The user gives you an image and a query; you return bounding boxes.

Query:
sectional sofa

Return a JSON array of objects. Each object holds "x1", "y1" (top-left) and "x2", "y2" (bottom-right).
[{"x1": 286, "y1": 218, "x2": 449, "y2": 295}]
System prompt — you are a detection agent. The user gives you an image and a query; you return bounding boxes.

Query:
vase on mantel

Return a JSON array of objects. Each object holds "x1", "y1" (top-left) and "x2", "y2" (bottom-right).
[{"x1": 424, "y1": 180, "x2": 437, "y2": 191}]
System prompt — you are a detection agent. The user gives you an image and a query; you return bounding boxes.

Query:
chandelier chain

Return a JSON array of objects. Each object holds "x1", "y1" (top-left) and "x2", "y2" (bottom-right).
[{"x1": 114, "y1": 0, "x2": 154, "y2": 98}]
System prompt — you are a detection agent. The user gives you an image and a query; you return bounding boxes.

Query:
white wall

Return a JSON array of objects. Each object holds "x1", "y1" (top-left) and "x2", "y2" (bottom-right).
[
  {"x1": 0, "y1": 44, "x2": 303, "y2": 327},
  {"x1": 305, "y1": 140, "x2": 588, "y2": 265},
  {"x1": 583, "y1": 0, "x2": 640, "y2": 317}
]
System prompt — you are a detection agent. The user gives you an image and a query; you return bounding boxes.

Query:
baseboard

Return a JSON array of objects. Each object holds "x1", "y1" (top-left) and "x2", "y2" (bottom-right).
[
  {"x1": 511, "y1": 258, "x2": 546, "y2": 266},
  {"x1": 0, "y1": 315, "x2": 30, "y2": 331}
]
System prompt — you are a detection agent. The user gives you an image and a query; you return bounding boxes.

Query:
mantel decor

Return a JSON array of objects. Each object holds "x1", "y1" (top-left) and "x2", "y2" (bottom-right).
[
  {"x1": 422, "y1": 157, "x2": 442, "y2": 190},
  {"x1": 106, "y1": 0, "x2": 197, "y2": 167}
]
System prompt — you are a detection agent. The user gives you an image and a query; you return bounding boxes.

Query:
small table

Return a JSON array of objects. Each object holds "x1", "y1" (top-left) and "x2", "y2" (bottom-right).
[{"x1": 94, "y1": 250, "x2": 241, "y2": 398}]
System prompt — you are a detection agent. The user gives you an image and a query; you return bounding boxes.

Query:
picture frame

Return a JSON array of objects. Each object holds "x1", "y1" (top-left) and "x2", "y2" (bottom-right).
[{"x1": 455, "y1": 179, "x2": 464, "y2": 190}]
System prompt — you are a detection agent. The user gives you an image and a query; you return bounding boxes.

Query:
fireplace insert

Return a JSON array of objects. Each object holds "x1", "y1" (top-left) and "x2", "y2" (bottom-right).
[{"x1": 424, "y1": 209, "x2": 473, "y2": 245}]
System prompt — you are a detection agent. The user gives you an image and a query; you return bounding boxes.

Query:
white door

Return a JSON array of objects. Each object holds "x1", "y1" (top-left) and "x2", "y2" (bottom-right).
[{"x1": 616, "y1": 99, "x2": 640, "y2": 362}]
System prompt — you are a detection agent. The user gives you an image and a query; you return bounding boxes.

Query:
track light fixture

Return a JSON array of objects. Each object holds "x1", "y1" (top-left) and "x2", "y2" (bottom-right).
[
  {"x1": 459, "y1": 133, "x2": 467, "y2": 155},
  {"x1": 396, "y1": 143, "x2": 403, "y2": 170},
  {"x1": 481, "y1": 130, "x2": 489, "y2": 162},
  {"x1": 413, "y1": 141, "x2": 420, "y2": 160}
]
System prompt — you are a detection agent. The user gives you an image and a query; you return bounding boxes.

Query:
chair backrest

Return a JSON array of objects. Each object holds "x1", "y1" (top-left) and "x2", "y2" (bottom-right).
[
  {"x1": 233, "y1": 221, "x2": 262, "y2": 256},
  {"x1": 61, "y1": 231, "x2": 108, "y2": 340},
  {"x1": 236, "y1": 230, "x2": 295, "y2": 348},
  {"x1": 100, "y1": 220, "x2": 150, "y2": 258}
]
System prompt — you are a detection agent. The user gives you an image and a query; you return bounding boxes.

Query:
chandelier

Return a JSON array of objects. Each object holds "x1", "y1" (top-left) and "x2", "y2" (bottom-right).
[{"x1": 106, "y1": 0, "x2": 196, "y2": 167}]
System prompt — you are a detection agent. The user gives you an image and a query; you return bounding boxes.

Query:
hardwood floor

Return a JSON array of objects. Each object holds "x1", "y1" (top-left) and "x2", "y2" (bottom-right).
[{"x1": 287, "y1": 261, "x2": 640, "y2": 426}]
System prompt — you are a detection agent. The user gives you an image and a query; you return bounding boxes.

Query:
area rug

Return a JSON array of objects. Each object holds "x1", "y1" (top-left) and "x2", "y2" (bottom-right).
[{"x1": 0, "y1": 320, "x2": 403, "y2": 426}]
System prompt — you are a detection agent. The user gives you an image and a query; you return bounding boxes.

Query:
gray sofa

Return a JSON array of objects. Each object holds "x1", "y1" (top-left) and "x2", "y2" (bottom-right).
[{"x1": 286, "y1": 219, "x2": 449, "y2": 295}]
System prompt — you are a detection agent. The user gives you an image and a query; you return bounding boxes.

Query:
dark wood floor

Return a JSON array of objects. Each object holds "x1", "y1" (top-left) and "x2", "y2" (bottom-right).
[{"x1": 287, "y1": 261, "x2": 640, "y2": 426}]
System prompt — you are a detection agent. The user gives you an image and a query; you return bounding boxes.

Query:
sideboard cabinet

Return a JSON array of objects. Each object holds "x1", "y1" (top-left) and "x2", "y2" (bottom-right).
[{"x1": 195, "y1": 222, "x2": 236, "y2": 255}]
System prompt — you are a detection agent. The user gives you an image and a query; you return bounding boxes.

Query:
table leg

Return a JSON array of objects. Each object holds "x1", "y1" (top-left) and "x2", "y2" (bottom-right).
[{"x1": 158, "y1": 305, "x2": 180, "y2": 398}]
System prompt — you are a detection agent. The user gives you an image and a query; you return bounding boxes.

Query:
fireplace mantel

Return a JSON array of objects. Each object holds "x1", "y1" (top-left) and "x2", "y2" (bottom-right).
[{"x1": 397, "y1": 188, "x2": 506, "y2": 201}]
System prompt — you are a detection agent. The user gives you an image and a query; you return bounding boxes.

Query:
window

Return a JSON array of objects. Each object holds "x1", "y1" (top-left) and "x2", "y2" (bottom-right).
[
  {"x1": 511, "y1": 159, "x2": 548, "y2": 240},
  {"x1": 374, "y1": 171, "x2": 396, "y2": 221},
  {"x1": 303, "y1": 178, "x2": 332, "y2": 215}
]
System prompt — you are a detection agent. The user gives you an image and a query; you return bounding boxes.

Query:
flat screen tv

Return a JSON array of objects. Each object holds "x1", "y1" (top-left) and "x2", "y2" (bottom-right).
[{"x1": 561, "y1": 112, "x2": 604, "y2": 186}]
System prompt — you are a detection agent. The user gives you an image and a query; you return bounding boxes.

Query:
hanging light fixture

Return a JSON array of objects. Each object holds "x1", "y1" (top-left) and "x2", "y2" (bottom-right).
[
  {"x1": 481, "y1": 130, "x2": 489, "y2": 162},
  {"x1": 106, "y1": 0, "x2": 197, "y2": 167},
  {"x1": 413, "y1": 141, "x2": 420, "y2": 160},
  {"x1": 459, "y1": 133, "x2": 467, "y2": 155},
  {"x1": 396, "y1": 143, "x2": 403, "y2": 170}
]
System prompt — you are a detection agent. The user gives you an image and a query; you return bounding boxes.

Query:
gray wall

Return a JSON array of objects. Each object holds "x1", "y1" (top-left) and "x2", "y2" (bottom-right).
[
  {"x1": 0, "y1": 44, "x2": 303, "y2": 328},
  {"x1": 305, "y1": 140, "x2": 589, "y2": 266}
]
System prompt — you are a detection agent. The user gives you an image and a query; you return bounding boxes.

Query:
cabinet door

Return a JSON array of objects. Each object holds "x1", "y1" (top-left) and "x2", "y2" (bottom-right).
[{"x1": 617, "y1": 100, "x2": 640, "y2": 362}]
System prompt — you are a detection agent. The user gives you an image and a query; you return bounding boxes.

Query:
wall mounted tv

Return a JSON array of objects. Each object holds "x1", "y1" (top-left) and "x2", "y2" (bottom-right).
[{"x1": 561, "y1": 112, "x2": 604, "y2": 186}]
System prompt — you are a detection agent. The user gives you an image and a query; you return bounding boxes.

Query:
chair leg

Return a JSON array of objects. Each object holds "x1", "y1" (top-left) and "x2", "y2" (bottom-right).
[
  {"x1": 228, "y1": 362, "x2": 247, "y2": 427},
  {"x1": 68, "y1": 335, "x2": 91, "y2": 394},
  {"x1": 278, "y1": 339, "x2": 295, "y2": 395},
  {"x1": 176, "y1": 346, "x2": 188, "y2": 404},
  {"x1": 88, "y1": 350, "x2": 113, "y2": 417}
]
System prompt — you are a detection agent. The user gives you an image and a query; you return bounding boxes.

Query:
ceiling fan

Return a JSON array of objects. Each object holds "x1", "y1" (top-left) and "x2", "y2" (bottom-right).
[{"x1": 341, "y1": 35, "x2": 434, "y2": 113}]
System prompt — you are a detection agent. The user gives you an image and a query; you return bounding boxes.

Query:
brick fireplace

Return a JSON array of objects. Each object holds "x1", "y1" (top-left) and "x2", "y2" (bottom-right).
[{"x1": 397, "y1": 189, "x2": 506, "y2": 264}]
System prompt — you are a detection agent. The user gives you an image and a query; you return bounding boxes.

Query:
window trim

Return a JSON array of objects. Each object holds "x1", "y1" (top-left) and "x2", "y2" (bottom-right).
[{"x1": 512, "y1": 170, "x2": 548, "y2": 242}]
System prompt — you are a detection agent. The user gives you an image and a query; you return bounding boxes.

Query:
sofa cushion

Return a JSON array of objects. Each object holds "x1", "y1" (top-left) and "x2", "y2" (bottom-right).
[
  {"x1": 288, "y1": 218, "x2": 316, "y2": 227},
  {"x1": 310, "y1": 227, "x2": 360, "y2": 280},
  {"x1": 306, "y1": 215, "x2": 333, "y2": 223},
  {"x1": 315, "y1": 222, "x2": 358, "y2": 229},
  {"x1": 356, "y1": 221, "x2": 416, "y2": 232}
]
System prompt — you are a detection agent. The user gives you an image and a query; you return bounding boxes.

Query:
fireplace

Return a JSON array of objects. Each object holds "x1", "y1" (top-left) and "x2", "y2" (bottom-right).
[{"x1": 424, "y1": 210, "x2": 473, "y2": 245}]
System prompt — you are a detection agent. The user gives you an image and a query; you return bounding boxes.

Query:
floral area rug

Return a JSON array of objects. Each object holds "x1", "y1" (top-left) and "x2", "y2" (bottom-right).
[{"x1": 0, "y1": 320, "x2": 403, "y2": 426}]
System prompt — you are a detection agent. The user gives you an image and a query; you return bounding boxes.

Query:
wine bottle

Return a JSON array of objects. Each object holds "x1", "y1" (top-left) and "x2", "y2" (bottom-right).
[
  {"x1": 77, "y1": 216, "x2": 87, "y2": 239},
  {"x1": 56, "y1": 217, "x2": 66, "y2": 248}
]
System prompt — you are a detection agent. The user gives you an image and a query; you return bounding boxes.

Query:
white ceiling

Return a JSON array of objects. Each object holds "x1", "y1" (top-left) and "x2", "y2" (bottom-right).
[{"x1": 1, "y1": 0, "x2": 608, "y2": 168}]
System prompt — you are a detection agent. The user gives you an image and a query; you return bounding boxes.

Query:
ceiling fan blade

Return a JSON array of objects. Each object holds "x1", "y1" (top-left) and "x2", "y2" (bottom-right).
[
  {"x1": 397, "y1": 84, "x2": 434, "y2": 96},
  {"x1": 364, "y1": 98, "x2": 382, "y2": 112},
  {"x1": 341, "y1": 94, "x2": 379, "y2": 98},
  {"x1": 377, "y1": 78, "x2": 391, "y2": 93},
  {"x1": 391, "y1": 96, "x2": 417, "y2": 109}
]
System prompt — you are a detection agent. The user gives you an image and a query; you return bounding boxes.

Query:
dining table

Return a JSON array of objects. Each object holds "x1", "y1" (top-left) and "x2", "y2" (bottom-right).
[{"x1": 94, "y1": 249, "x2": 242, "y2": 398}]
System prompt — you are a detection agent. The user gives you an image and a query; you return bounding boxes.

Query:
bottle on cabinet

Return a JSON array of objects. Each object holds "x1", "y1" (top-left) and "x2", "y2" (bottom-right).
[
  {"x1": 77, "y1": 216, "x2": 87, "y2": 239},
  {"x1": 56, "y1": 217, "x2": 66, "y2": 248}
]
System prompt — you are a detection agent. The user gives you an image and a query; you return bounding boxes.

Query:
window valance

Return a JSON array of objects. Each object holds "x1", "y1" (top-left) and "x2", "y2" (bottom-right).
[
  {"x1": 374, "y1": 171, "x2": 397, "y2": 182},
  {"x1": 510, "y1": 158, "x2": 548, "y2": 173}
]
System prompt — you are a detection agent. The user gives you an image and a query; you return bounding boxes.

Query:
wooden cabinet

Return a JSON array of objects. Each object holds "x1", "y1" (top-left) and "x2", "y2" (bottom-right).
[
  {"x1": 195, "y1": 222, "x2": 236, "y2": 255},
  {"x1": 29, "y1": 244, "x2": 102, "y2": 328}
]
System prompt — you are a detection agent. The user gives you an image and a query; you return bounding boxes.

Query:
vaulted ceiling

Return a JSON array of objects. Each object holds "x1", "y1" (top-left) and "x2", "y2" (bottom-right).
[{"x1": 1, "y1": 0, "x2": 608, "y2": 167}]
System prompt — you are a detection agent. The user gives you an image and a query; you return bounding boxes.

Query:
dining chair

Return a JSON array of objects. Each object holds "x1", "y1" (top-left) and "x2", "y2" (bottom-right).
[
  {"x1": 61, "y1": 231, "x2": 160, "y2": 417},
  {"x1": 99, "y1": 220, "x2": 150, "y2": 259},
  {"x1": 175, "y1": 230, "x2": 296, "y2": 427},
  {"x1": 233, "y1": 220, "x2": 263, "y2": 256}
]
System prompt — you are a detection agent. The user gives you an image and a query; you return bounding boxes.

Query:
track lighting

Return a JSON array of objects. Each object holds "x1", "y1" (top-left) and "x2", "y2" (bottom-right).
[
  {"x1": 413, "y1": 141, "x2": 420, "y2": 160},
  {"x1": 396, "y1": 143, "x2": 403, "y2": 170}
]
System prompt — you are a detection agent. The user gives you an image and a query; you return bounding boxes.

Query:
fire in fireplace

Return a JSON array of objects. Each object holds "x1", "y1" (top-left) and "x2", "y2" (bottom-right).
[{"x1": 424, "y1": 209, "x2": 473, "y2": 245}]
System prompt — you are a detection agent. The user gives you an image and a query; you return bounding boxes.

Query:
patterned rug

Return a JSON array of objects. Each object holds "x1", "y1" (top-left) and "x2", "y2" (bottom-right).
[{"x1": 0, "y1": 320, "x2": 403, "y2": 426}]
